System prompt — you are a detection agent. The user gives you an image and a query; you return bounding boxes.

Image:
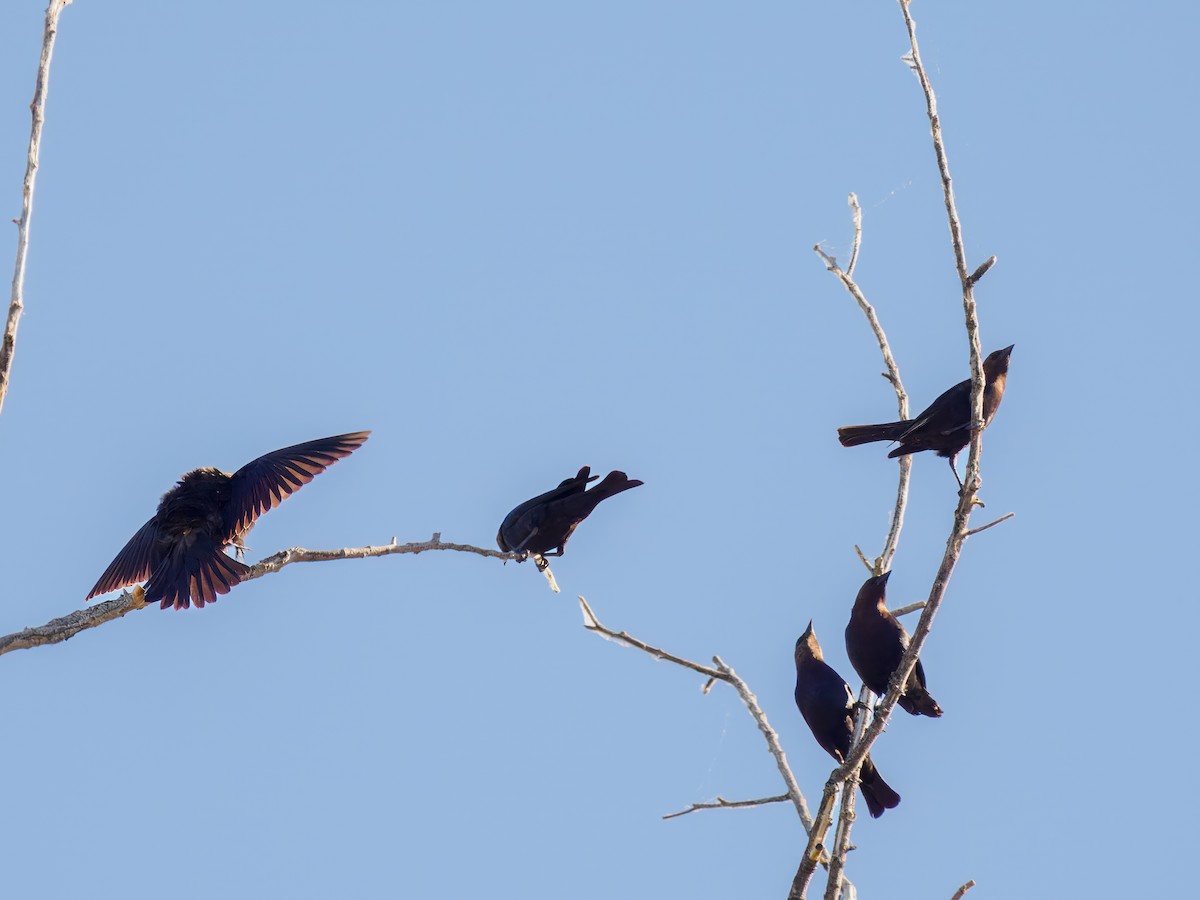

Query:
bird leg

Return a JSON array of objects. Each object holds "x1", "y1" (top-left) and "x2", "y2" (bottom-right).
[{"x1": 948, "y1": 453, "x2": 964, "y2": 490}]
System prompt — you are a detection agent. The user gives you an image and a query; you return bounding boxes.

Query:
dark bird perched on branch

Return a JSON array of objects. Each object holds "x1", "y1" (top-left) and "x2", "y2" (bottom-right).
[
  {"x1": 845, "y1": 572, "x2": 942, "y2": 717},
  {"x1": 497, "y1": 466, "x2": 642, "y2": 562},
  {"x1": 837, "y1": 344, "x2": 1014, "y2": 486},
  {"x1": 794, "y1": 622, "x2": 901, "y2": 818},
  {"x1": 87, "y1": 432, "x2": 371, "y2": 610}
]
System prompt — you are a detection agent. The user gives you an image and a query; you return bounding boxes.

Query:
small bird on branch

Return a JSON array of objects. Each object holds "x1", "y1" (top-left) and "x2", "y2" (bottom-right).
[
  {"x1": 87, "y1": 432, "x2": 370, "y2": 610},
  {"x1": 794, "y1": 621, "x2": 901, "y2": 818},
  {"x1": 844, "y1": 572, "x2": 942, "y2": 718},
  {"x1": 837, "y1": 344, "x2": 1013, "y2": 486},
  {"x1": 497, "y1": 466, "x2": 642, "y2": 564}
]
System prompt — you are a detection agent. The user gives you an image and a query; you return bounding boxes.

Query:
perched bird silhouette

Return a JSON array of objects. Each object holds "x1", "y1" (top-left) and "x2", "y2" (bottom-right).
[
  {"x1": 794, "y1": 622, "x2": 901, "y2": 818},
  {"x1": 87, "y1": 432, "x2": 370, "y2": 610},
  {"x1": 837, "y1": 344, "x2": 1014, "y2": 486},
  {"x1": 497, "y1": 466, "x2": 642, "y2": 561},
  {"x1": 844, "y1": 572, "x2": 942, "y2": 717}
]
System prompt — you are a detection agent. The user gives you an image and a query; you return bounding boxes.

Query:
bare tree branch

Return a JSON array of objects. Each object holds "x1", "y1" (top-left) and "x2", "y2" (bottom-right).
[
  {"x1": 951, "y1": 879, "x2": 977, "y2": 900},
  {"x1": 800, "y1": 3, "x2": 1012, "y2": 896},
  {"x1": 578, "y1": 597, "x2": 820, "y2": 837},
  {"x1": 813, "y1": 208, "x2": 911, "y2": 573},
  {"x1": 711, "y1": 655, "x2": 817, "y2": 833},
  {"x1": 889, "y1": 600, "x2": 926, "y2": 618},
  {"x1": 577, "y1": 596, "x2": 726, "y2": 681},
  {"x1": 802, "y1": 189, "x2": 914, "y2": 900},
  {"x1": 662, "y1": 794, "x2": 790, "y2": 820},
  {"x1": 810, "y1": 5, "x2": 1003, "y2": 897},
  {"x1": 966, "y1": 257, "x2": 996, "y2": 289},
  {"x1": 963, "y1": 512, "x2": 1014, "y2": 537},
  {"x1": 0, "y1": 534, "x2": 524, "y2": 658},
  {"x1": 845, "y1": 192, "x2": 863, "y2": 278},
  {"x1": 1, "y1": 0, "x2": 72, "y2": 418}
]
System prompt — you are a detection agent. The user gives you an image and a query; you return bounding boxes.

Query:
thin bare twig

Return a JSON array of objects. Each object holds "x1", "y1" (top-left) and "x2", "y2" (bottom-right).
[
  {"x1": 531, "y1": 555, "x2": 561, "y2": 593},
  {"x1": 951, "y1": 879, "x2": 977, "y2": 900},
  {"x1": 0, "y1": 534, "x2": 523, "y2": 658},
  {"x1": 578, "y1": 597, "x2": 817, "y2": 834},
  {"x1": 966, "y1": 257, "x2": 996, "y2": 288},
  {"x1": 578, "y1": 596, "x2": 725, "y2": 681},
  {"x1": 712, "y1": 655, "x2": 816, "y2": 832},
  {"x1": 814, "y1": 219, "x2": 910, "y2": 573},
  {"x1": 1, "y1": 0, "x2": 72, "y2": 417},
  {"x1": 963, "y1": 511, "x2": 1014, "y2": 537},
  {"x1": 898, "y1": 0, "x2": 989, "y2": 496},
  {"x1": 662, "y1": 794, "x2": 790, "y2": 820},
  {"x1": 845, "y1": 192, "x2": 863, "y2": 277},
  {"x1": 889, "y1": 600, "x2": 926, "y2": 618}
]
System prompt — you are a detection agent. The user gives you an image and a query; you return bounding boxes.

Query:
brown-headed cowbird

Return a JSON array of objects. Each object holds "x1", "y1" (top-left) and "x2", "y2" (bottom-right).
[
  {"x1": 844, "y1": 572, "x2": 942, "y2": 717},
  {"x1": 497, "y1": 466, "x2": 642, "y2": 559},
  {"x1": 837, "y1": 344, "x2": 1014, "y2": 485},
  {"x1": 794, "y1": 621, "x2": 901, "y2": 818},
  {"x1": 87, "y1": 432, "x2": 370, "y2": 610}
]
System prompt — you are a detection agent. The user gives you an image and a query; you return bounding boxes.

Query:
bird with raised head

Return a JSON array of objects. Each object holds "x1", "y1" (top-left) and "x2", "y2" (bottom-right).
[
  {"x1": 794, "y1": 621, "x2": 901, "y2": 818},
  {"x1": 844, "y1": 572, "x2": 942, "y2": 718},
  {"x1": 837, "y1": 344, "x2": 1014, "y2": 486}
]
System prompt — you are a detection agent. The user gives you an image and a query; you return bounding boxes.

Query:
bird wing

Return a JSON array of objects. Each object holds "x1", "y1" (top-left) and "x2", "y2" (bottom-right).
[
  {"x1": 497, "y1": 467, "x2": 597, "y2": 550},
  {"x1": 913, "y1": 657, "x2": 928, "y2": 690},
  {"x1": 87, "y1": 517, "x2": 161, "y2": 599},
  {"x1": 901, "y1": 379, "x2": 971, "y2": 440},
  {"x1": 224, "y1": 431, "x2": 370, "y2": 537}
]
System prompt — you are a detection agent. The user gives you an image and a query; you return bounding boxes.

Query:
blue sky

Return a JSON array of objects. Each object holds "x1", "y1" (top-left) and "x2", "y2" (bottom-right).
[{"x1": 1, "y1": 2, "x2": 1195, "y2": 897}]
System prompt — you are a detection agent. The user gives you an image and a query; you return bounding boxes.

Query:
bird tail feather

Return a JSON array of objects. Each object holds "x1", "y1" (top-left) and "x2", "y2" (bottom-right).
[
  {"x1": 837, "y1": 422, "x2": 909, "y2": 447},
  {"x1": 859, "y1": 757, "x2": 901, "y2": 818},
  {"x1": 898, "y1": 687, "x2": 943, "y2": 718},
  {"x1": 144, "y1": 535, "x2": 251, "y2": 611}
]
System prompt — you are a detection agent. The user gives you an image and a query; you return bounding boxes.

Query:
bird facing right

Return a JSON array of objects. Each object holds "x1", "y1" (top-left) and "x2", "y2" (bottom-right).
[
  {"x1": 794, "y1": 621, "x2": 901, "y2": 818},
  {"x1": 844, "y1": 572, "x2": 943, "y2": 718},
  {"x1": 497, "y1": 466, "x2": 642, "y2": 560},
  {"x1": 837, "y1": 344, "x2": 1014, "y2": 486}
]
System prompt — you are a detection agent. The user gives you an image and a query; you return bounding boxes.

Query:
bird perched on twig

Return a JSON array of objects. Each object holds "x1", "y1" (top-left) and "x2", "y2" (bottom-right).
[
  {"x1": 793, "y1": 621, "x2": 901, "y2": 818},
  {"x1": 87, "y1": 432, "x2": 370, "y2": 610},
  {"x1": 837, "y1": 344, "x2": 1014, "y2": 486},
  {"x1": 497, "y1": 466, "x2": 642, "y2": 564},
  {"x1": 844, "y1": 572, "x2": 942, "y2": 717}
]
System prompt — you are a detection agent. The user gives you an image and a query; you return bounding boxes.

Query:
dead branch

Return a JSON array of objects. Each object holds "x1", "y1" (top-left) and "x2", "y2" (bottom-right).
[
  {"x1": 0, "y1": 534, "x2": 524, "y2": 657},
  {"x1": 1, "y1": 0, "x2": 72, "y2": 417},
  {"x1": 662, "y1": 794, "x2": 790, "y2": 820}
]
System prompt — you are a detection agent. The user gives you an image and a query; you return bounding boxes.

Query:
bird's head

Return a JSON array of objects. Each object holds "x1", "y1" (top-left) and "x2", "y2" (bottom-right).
[
  {"x1": 795, "y1": 620, "x2": 823, "y2": 663},
  {"x1": 854, "y1": 570, "x2": 892, "y2": 611},
  {"x1": 983, "y1": 344, "x2": 1014, "y2": 378}
]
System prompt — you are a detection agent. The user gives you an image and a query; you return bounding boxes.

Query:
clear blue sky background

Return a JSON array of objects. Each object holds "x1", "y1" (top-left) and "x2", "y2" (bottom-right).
[{"x1": 1, "y1": 2, "x2": 1194, "y2": 897}]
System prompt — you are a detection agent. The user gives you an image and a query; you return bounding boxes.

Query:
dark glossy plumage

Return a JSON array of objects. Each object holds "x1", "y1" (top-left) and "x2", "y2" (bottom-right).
[
  {"x1": 837, "y1": 344, "x2": 1013, "y2": 484},
  {"x1": 87, "y1": 431, "x2": 370, "y2": 610},
  {"x1": 794, "y1": 622, "x2": 901, "y2": 818},
  {"x1": 496, "y1": 466, "x2": 642, "y2": 558},
  {"x1": 844, "y1": 572, "x2": 942, "y2": 717}
]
